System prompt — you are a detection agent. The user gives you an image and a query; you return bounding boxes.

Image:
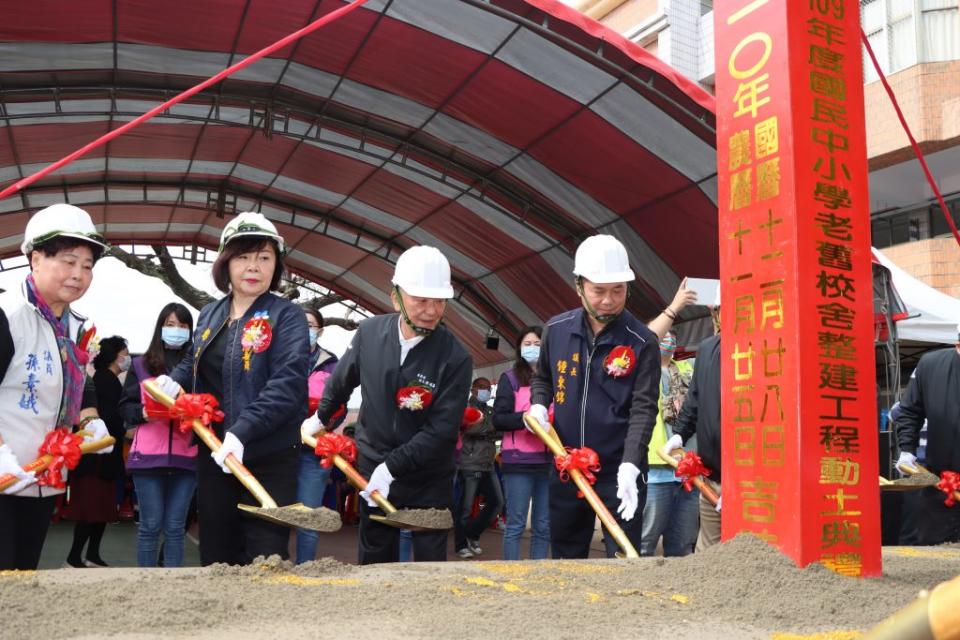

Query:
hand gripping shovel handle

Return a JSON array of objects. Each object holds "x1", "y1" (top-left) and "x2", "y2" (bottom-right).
[
  {"x1": 523, "y1": 414, "x2": 639, "y2": 559},
  {"x1": 143, "y1": 380, "x2": 278, "y2": 508},
  {"x1": 300, "y1": 427, "x2": 397, "y2": 515},
  {"x1": 0, "y1": 433, "x2": 116, "y2": 493},
  {"x1": 656, "y1": 444, "x2": 720, "y2": 506}
]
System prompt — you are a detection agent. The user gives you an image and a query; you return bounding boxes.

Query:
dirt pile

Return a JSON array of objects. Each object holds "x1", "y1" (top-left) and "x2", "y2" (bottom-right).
[{"x1": 3, "y1": 537, "x2": 958, "y2": 639}]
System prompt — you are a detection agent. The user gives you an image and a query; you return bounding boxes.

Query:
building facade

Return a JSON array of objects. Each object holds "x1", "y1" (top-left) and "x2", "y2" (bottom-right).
[{"x1": 575, "y1": 0, "x2": 960, "y2": 297}]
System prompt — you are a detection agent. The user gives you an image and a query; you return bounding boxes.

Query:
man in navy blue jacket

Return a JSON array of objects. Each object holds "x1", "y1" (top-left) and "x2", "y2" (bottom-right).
[{"x1": 529, "y1": 235, "x2": 660, "y2": 558}]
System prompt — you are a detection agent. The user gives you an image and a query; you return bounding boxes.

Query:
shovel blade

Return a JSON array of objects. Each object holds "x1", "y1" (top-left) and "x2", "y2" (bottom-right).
[{"x1": 237, "y1": 503, "x2": 342, "y2": 532}]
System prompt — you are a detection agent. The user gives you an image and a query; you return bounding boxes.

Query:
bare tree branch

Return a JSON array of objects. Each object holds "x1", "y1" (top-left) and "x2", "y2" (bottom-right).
[{"x1": 108, "y1": 245, "x2": 215, "y2": 310}]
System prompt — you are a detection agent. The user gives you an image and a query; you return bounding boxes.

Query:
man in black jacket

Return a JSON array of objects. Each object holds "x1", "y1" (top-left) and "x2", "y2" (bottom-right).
[
  {"x1": 895, "y1": 326, "x2": 960, "y2": 545},
  {"x1": 669, "y1": 301, "x2": 722, "y2": 550},
  {"x1": 309, "y1": 246, "x2": 472, "y2": 564}
]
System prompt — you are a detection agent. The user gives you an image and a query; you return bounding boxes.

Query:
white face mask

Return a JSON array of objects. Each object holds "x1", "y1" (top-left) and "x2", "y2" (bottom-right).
[
  {"x1": 309, "y1": 328, "x2": 321, "y2": 345},
  {"x1": 117, "y1": 355, "x2": 132, "y2": 372},
  {"x1": 476, "y1": 389, "x2": 491, "y2": 403}
]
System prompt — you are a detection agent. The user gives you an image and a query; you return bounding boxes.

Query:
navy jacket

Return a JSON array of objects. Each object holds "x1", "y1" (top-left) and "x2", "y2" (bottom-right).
[
  {"x1": 169, "y1": 292, "x2": 310, "y2": 461},
  {"x1": 674, "y1": 335, "x2": 722, "y2": 481},
  {"x1": 317, "y1": 314, "x2": 472, "y2": 508},
  {"x1": 530, "y1": 308, "x2": 660, "y2": 477}
]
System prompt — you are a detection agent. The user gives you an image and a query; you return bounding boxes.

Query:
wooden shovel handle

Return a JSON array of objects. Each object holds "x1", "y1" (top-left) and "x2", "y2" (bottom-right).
[
  {"x1": 656, "y1": 444, "x2": 720, "y2": 506},
  {"x1": 301, "y1": 427, "x2": 397, "y2": 515},
  {"x1": 523, "y1": 414, "x2": 639, "y2": 559},
  {"x1": 143, "y1": 380, "x2": 278, "y2": 508},
  {"x1": 0, "y1": 435, "x2": 116, "y2": 493}
]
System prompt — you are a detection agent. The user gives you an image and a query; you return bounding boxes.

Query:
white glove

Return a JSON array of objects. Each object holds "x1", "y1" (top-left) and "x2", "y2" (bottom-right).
[
  {"x1": 896, "y1": 451, "x2": 918, "y2": 476},
  {"x1": 0, "y1": 444, "x2": 37, "y2": 495},
  {"x1": 212, "y1": 432, "x2": 244, "y2": 474},
  {"x1": 525, "y1": 404, "x2": 552, "y2": 435},
  {"x1": 153, "y1": 375, "x2": 183, "y2": 400},
  {"x1": 360, "y1": 462, "x2": 395, "y2": 507},
  {"x1": 616, "y1": 462, "x2": 641, "y2": 521},
  {"x1": 302, "y1": 414, "x2": 323, "y2": 438},
  {"x1": 665, "y1": 434, "x2": 684, "y2": 452},
  {"x1": 82, "y1": 419, "x2": 114, "y2": 454}
]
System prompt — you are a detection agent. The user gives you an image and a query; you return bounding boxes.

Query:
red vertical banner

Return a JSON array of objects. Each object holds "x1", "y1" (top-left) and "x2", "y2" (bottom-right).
[{"x1": 714, "y1": 0, "x2": 881, "y2": 576}]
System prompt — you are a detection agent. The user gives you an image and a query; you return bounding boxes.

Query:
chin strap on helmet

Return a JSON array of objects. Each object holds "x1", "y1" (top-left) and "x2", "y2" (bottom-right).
[
  {"x1": 394, "y1": 286, "x2": 439, "y2": 337},
  {"x1": 577, "y1": 277, "x2": 620, "y2": 324}
]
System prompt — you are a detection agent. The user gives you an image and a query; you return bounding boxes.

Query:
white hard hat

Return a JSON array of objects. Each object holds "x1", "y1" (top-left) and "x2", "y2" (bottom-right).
[
  {"x1": 392, "y1": 246, "x2": 454, "y2": 299},
  {"x1": 573, "y1": 235, "x2": 635, "y2": 284},
  {"x1": 21, "y1": 203, "x2": 108, "y2": 256},
  {"x1": 219, "y1": 212, "x2": 286, "y2": 255}
]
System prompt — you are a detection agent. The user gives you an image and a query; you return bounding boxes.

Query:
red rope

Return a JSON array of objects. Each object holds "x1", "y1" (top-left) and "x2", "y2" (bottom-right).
[
  {"x1": 859, "y1": 29, "x2": 960, "y2": 249},
  {"x1": 0, "y1": 0, "x2": 370, "y2": 202}
]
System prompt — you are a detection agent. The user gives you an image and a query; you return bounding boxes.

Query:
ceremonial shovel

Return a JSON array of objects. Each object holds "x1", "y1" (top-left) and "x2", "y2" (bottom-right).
[
  {"x1": 144, "y1": 380, "x2": 340, "y2": 532},
  {"x1": 0, "y1": 433, "x2": 116, "y2": 493},
  {"x1": 523, "y1": 414, "x2": 639, "y2": 558},
  {"x1": 879, "y1": 461, "x2": 940, "y2": 492},
  {"x1": 301, "y1": 425, "x2": 451, "y2": 531},
  {"x1": 656, "y1": 444, "x2": 720, "y2": 506}
]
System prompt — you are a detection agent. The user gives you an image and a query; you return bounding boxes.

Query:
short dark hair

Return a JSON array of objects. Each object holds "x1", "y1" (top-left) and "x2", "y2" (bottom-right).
[
  {"x1": 93, "y1": 336, "x2": 128, "y2": 371},
  {"x1": 32, "y1": 236, "x2": 105, "y2": 263},
  {"x1": 305, "y1": 308, "x2": 324, "y2": 329},
  {"x1": 144, "y1": 303, "x2": 194, "y2": 376},
  {"x1": 211, "y1": 237, "x2": 284, "y2": 294},
  {"x1": 472, "y1": 377, "x2": 491, "y2": 388}
]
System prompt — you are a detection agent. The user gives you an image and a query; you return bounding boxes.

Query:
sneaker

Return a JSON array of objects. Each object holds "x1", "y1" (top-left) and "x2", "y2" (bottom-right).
[
  {"x1": 84, "y1": 558, "x2": 109, "y2": 568},
  {"x1": 456, "y1": 547, "x2": 474, "y2": 559},
  {"x1": 62, "y1": 560, "x2": 85, "y2": 569},
  {"x1": 467, "y1": 538, "x2": 482, "y2": 556}
]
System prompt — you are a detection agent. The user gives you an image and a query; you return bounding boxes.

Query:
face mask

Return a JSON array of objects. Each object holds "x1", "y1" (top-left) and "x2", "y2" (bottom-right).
[
  {"x1": 309, "y1": 328, "x2": 320, "y2": 345},
  {"x1": 476, "y1": 389, "x2": 491, "y2": 403},
  {"x1": 161, "y1": 327, "x2": 190, "y2": 348},
  {"x1": 520, "y1": 345, "x2": 540, "y2": 363},
  {"x1": 117, "y1": 355, "x2": 131, "y2": 372}
]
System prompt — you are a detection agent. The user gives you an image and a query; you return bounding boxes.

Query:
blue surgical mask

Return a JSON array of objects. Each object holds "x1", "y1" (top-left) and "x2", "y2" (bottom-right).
[
  {"x1": 309, "y1": 328, "x2": 320, "y2": 345},
  {"x1": 520, "y1": 345, "x2": 540, "y2": 363},
  {"x1": 161, "y1": 327, "x2": 190, "y2": 348},
  {"x1": 477, "y1": 389, "x2": 491, "y2": 403}
]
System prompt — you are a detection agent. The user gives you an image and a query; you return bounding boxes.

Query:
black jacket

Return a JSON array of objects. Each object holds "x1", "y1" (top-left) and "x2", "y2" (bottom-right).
[
  {"x1": 459, "y1": 396, "x2": 497, "y2": 472},
  {"x1": 674, "y1": 335, "x2": 722, "y2": 481},
  {"x1": 317, "y1": 314, "x2": 472, "y2": 508},
  {"x1": 73, "y1": 369, "x2": 126, "y2": 480},
  {"x1": 896, "y1": 347, "x2": 960, "y2": 475}
]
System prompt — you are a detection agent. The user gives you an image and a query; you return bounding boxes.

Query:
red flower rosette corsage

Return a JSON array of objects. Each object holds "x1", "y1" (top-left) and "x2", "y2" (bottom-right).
[
  {"x1": 937, "y1": 470, "x2": 960, "y2": 507},
  {"x1": 36, "y1": 429, "x2": 84, "y2": 488},
  {"x1": 396, "y1": 385, "x2": 432, "y2": 411},
  {"x1": 554, "y1": 446, "x2": 601, "y2": 498},
  {"x1": 675, "y1": 450, "x2": 712, "y2": 493},
  {"x1": 604, "y1": 346, "x2": 636, "y2": 378},
  {"x1": 170, "y1": 393, "x2": 226, "y2": 434},
  {"x1": 461, "y1": 406, "x2": 483, "y2": 431},
  {"x1": 240, "y1": 311, "x2": 273, "y2": 371},
  {"x1": 314, "y1": 432, "x2": 357, "y2": 469}
]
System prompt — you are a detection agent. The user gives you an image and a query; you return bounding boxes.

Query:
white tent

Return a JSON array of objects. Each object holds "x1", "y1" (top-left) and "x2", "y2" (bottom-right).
[{"x1": 873, "y1": 247, "x2": 960, "y2": 344}]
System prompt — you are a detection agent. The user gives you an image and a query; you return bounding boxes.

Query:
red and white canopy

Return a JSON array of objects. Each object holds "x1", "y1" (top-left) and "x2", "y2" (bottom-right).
[{"x1": 0, "y1": 0, "x2": 718, "y2": 365}]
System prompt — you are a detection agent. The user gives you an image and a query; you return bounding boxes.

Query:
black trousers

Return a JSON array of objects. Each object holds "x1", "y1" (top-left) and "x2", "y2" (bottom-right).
[
  {"x1": 358, "y1": 500, "x2": 448, "y2": 565},
  {"x1": 548, "y1": 469, "x2": 645, "y2": 559},
  {"x1": 196, "y1": 445, "x2": 298, "y2": 566},
  {"x1": 454, "y1": 469, "x2": 504, "y2": 550},
  {"x1": 0, "y1": 495, "x2": 57, "y2": 570},
  {"x1": 914, "y1": 485, "x2": 960, "y2": 545}
]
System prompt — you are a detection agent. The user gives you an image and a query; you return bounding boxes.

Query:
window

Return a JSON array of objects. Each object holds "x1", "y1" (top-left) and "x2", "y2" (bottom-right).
[{"x1": 861, "y1": 0, "x2": 960, "y2": 83}]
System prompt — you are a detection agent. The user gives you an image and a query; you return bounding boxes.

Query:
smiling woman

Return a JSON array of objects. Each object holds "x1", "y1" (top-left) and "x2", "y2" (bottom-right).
[
  {"x1": 153, "y1": 211, "x2": 311, "y2": 566},
  {"x1": 0, "y1": 203, "x2": 115, "y2": 571}
]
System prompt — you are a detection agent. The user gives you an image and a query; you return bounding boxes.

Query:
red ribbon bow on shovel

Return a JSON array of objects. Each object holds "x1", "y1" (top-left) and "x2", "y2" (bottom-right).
[
  {"x1": 554, "y1": 447, "x2": 601, "y2": 498},
  {"x1": 675, "y1": 451, "x2": 712, "y2": 493},
  {"x1": 937, "y1": 471, "x2": 960, "y2": 507},
  {"x1": 36, "y1": 429, "x2": 83, "y2": 489},
  {"x1": 170, "y1": 393, "x2": 225, "y2": 434},
  {"x1": 314, "y1": 433, "x2": 357, "y2": 469}
]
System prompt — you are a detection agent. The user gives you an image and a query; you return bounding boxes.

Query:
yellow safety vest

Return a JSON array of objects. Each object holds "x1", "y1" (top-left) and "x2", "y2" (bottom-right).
[{"x1": 647, "y1": 359, "x2": 694, "y2": 465}]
